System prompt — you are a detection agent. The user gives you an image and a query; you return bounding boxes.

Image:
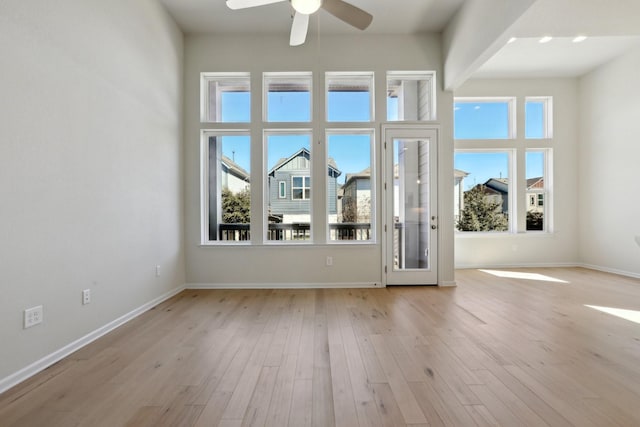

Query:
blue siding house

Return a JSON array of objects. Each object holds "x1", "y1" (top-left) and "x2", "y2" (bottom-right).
[{"x1": 268, "y1": 148, "x2": 341, "y2": 223}]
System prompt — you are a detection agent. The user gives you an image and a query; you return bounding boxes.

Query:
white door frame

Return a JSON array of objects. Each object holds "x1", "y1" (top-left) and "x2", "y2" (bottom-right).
[{"x1": 381, "y1": 124, "x2": 439, "y2": 286}]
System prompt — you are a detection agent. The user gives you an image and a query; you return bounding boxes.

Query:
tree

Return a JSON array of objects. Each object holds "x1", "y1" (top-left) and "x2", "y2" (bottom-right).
[
  {"x1": 221, "y1": 188, "x2": 250, "y2": 223},
  {"x1": 526, "y1": 211, "x2": 544, "y2": 230},
  {"x1": 457, "y1": 186, "x2": 508, "y2": 231}
]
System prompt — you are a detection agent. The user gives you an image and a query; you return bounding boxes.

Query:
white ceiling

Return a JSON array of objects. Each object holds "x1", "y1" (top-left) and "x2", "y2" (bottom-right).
[
  {"x1": 159, "y1": 0, "x2": 640, "y2": 80},
  {"x1": 159, "y1": 0, "x2": 465, "y2": 35}
]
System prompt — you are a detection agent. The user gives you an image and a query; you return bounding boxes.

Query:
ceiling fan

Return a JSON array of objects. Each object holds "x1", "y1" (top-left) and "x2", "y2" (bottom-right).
[{"x1": 226, "y1": 0, "x2": 373, "y2": 46}]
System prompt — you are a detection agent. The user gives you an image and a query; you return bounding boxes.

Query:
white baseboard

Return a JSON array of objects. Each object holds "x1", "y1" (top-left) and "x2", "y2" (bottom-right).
[
  {"x1": 578, "y1": 263, "x2": 640, "y2": 280},
  {"x1": 0, "y1": 285, "x2": 186, "y2": 395},
  {"x1": 187, "y1": 282, "x2": 382, "y2": 289},
  {"x1": 455, "y1": 262, "x2": 579, "y2": 270},
  {"x1": 439, "y1": 280, "x2": 457, "y2": 287}
]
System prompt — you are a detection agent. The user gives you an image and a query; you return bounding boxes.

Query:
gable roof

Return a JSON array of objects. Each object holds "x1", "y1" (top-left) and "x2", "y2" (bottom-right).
[
  {"x1": 269, "y1": 147, "x2": 341, "y2": 177},
  {"x1": 221, "y1": 155, "x2": 250, "y2": 182}
]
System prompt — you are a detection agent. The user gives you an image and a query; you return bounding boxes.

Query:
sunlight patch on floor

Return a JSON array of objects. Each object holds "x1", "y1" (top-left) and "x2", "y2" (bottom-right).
[
  {"x1": 585, "y1": 305, "x2": 640, "y2": 325},
  {"x1": 479, "y1": 269, "x2": 569, "y2": 283}
]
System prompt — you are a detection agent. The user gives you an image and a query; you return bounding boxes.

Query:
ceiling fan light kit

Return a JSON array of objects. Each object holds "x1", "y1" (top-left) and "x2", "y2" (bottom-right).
[
  {"x1": 226, "y1": 0, "x2": 372, "y2": 46},
  {"x1": 291, "y1": 0, "x2": 321, "y2": 14}
]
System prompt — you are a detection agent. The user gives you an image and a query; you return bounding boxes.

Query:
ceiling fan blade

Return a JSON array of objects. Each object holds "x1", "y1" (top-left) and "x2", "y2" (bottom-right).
[
  {"x1": 226, "y1": 0, "x2": 285, "y2": 10},
  {"x1": 321, "y1": 0, "x2": 372, "y2": 30},
  {"x1": 290, "y1": 12, "x2": 309, "y2": 46}
]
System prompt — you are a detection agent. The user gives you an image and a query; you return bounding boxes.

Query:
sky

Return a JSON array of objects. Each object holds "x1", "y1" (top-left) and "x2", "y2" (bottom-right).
[{"x1": 216, "y1": 91, "x2": 546, "y2": 188}]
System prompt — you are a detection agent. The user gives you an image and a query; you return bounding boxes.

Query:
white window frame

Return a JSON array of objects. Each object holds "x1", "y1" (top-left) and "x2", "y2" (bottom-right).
[
  {"x1": 326, "y1": 71, "x2": 375, "y2": 122},
  {"x1": 325, "y1": 128, "x2": 376, "y2": 244},
  {"x1": 200, "y1": 129, "x2": 251, "y2": 245},
  {"x1": 454, "y1": 96, "x2": 517, "y2": 140},
  {"x1": 263, "y1": 72, "x2": 313, "y2": 123},
  {"x1": 525, "y1": 148, "x2": 553, "y2": 233},
  {"x1": 200, "y1": 72, "x2": 251, "y2": 123},
  {"x1": 278, "y1": 181, "x2": 286, "y2": 199},
  {"x1": 386, "y1": 71, "x2": 437, "y2": 121},
  {"x1": 525, "y1": 96, "x2": 553, "y2": 139},
  {"x1": 263, "y1": 129, "x2": 314, "y2": 244},
  {"x1": 454, "y1": 149, "x2": 516, "y2": 234}
]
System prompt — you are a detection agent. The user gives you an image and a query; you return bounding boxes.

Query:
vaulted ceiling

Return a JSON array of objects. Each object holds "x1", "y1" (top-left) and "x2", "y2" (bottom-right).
[{"x1": 159, "y1": 0, "x2": 640, "y2": 83}]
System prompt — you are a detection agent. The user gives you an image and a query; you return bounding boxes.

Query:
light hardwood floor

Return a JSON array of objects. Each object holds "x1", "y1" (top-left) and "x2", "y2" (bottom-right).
[{"x1": 1, "y1": 267, "x2": 640, "y2": 426}]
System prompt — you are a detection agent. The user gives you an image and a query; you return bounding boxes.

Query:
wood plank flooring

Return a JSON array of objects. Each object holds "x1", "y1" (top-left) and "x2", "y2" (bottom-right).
[{"x1": 1, "y1": 267, "x2": 640, "y2": 426}]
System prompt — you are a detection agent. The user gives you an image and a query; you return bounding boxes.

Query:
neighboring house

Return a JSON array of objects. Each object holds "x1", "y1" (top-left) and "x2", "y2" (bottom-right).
[
  {"x1": 341, "y1": 168, "x2": 372, "y2": 223},
  {"x1": 527, "y1": 177, "x2": 544, "y2": 213},
  {"x1": 268, "y1": 148, "x2": 341, "y2": 223},
  {"x1": 220, "y1": 155, "x2": 250, "y2": 193},
  {"x1": 467, "y1": 176, "x2": 544, "y2": 215},
  {"x1": 454, "y1": 169, "x2": 469, "y2": 221}
]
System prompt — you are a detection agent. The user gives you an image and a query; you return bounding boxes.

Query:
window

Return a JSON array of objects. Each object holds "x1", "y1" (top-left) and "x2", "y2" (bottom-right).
[
  {"x1": 265, "y1": 132, "x2": 312, "y2": 242},
  {"x1": 526, "y1": 150, "x2": 550, "y2": 231},
  {"x1": 264, "y1": 72, "x2": 312, "y2": 122},
  {"x1": 387, "y1": 71, "x2": 436, "y2": 121},
  {"x1": 454, "y1": 98, "x2": 515, "y2": 139},
  {"x1": 201, "y1": 73, "x2": 250, "y2": 123},
  {"x1": 278, "y1": 181, "x2": 286, "y2": 199},
  {"x1": 326, "y1": 130, "x2": 374, "y2": 242},
  {"x1": 454, "y1": 151, "x2": 512, "y2": 232},
  {"x1": 292, "y1": 176, "x2": 310, "y2": 200},
  {"x1": 525, "y1": 97, "x2": 553, "y2": 139},
  {"x1": 202, "y1": 131, "x2": 251, "y2": 243},
  {"x1": 326, "y1": 72, "x2": 374, "y2": 122},
  {"x1": 454, "y1": 96, "x2": 553, "y2": 234}
]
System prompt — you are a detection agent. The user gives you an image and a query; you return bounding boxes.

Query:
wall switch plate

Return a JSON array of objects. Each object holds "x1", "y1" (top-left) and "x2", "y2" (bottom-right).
[
  {"x1": 326, "y1": 256, "x2": 333, "y2": 266},
  {"x1": 156, "y1": 265, "x2": 161, "y2": 277},
  {"x1": 82, "y1": 289, "x2": 91, "y2": 305},
  {"x1": 24, "y1": 305, "x2": 43, "y2": 329}
]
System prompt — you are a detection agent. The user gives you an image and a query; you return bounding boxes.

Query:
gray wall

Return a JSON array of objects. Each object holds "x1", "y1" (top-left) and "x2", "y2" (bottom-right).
[
  {"x1": 185, "y1": 33, "x2": 454, "y2": 286},
  {"x1": 0, "y1": 0, "x2": 185, "y2": 382}
]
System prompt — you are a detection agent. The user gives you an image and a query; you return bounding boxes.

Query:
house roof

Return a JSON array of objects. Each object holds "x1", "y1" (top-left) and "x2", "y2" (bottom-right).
[
  {"x1": 221, "y1": 155, "x2": 250, "y2": 182},
  {"x1": 268, "y1": 147, "x2": 341, "y2": 177}
]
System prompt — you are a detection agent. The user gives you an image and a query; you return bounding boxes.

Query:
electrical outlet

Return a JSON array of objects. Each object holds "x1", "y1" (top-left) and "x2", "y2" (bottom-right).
[
  {"x1": 24, "y1": 305, "x2": 43, "y2": 329},
  {"x1": 326, "y1": 256, "x2": 333, "y2": 266},
  {"x1": 82, "y1": 289, "x2": 91, "y2": 305}
]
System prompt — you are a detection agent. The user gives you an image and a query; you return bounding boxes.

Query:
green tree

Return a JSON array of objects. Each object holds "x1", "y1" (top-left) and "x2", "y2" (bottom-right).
[
  {"x1": 221, "y1": 188, "x2": 250, "y2": 223},
  {"x1": 526, "y1": 210, "x2": 544, "y2": 230},
  {"x1": 457, "y1": 186, "x2": 508, "y2": 231}
]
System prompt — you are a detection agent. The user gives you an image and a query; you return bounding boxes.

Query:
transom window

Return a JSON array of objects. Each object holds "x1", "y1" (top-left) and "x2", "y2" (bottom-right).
[
  {"x1": 387, "y1": 71, "x2": 436, "y2": 121},
  {"x1": 200, "y1": 72, "x2": 250, "y2": 123},
  {"x1": 326, "y1": 72, "x2": 374, "y2": 122},
  {"x1": 454, "y1": 97, "x2": 515, "y2": 139},
  {"x1": 264, "y1": 72, "x2": 312, "y2": 122}
]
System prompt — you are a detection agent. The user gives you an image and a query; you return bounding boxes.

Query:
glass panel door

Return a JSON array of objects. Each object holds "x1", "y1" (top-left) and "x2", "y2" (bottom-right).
[{"x1": 383, "y1": 126, "x2": 438, "y2": 285}]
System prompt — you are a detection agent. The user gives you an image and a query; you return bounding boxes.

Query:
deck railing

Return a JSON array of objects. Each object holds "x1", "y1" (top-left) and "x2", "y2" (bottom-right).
[{"x1": 218, "y1": 222, "x2": 372, "y2": 241}]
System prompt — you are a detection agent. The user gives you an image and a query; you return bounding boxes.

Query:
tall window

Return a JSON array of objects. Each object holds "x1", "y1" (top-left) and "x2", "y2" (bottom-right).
[
  {"x1": 387, "y1": 71, "x2": 436, "y2": 121},
  {"x1": 265, "y1": 132, "x2": 312, "y2": 242},
  {"x1": 526, "y1": 150, "x2": 550, "y2": 231},
  {"x1": 202, "y1": 131, "x2": 251, "y2": 243},
  {"x1": 200, "y1": 73, "x2": 250, "y2": 123},
  {"x1": 326, "y1": 72, "x2": 374, "y2": 122},
  {"x1": 326, "y1": 130, "x2": 374, "y2": 242}
]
